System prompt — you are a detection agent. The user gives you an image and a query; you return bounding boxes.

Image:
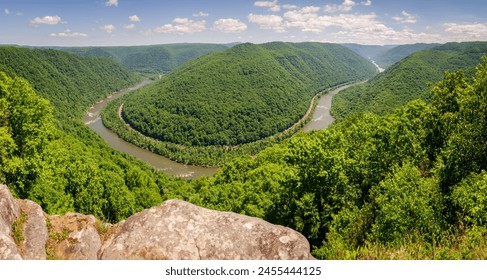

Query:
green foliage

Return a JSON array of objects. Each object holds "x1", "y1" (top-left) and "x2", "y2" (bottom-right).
[
  {"x1": 121, "y1": 42, "x2": 375, "y2": 147},
  {"x1": 191, "y1": 57, "x2": 487, "y2": 259},
  {"x1": 0, "y1": 47, "x2": 189, "y2": 223},
  {"x1": 11, "y1": 211, "x2": 28, "y2": 246},
  {"x1": 369, "y1": 163, "x2": 443, "y2": 245},
  {"x1": 452, "y1": 172, "x2": 487, "y2": 227},
  {"x1": 331, "y1": 42, "x2": 487, "y2": 122},
  {"x1": 101, "y1": 42, "x2": 375, "y2": 166},
  {"x1": 373, "y1": 43, "x2": 439, "y2": 69}
]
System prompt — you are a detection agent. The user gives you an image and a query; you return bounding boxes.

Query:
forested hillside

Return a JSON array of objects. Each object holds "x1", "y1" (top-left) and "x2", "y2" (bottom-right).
[
  {"x1": 188, "y1": 58, "x2": 487, "y2": 259},
  {"x1": 373, "y1": 43, "x2": 439, "y2": 68},
  {"x1": 64, "y1": 43, "x2": 229, "y2": 75},
  {"x1": 341, "y1": 43, "x2": 395, "y2": 61},
  {"x1": 116, "y1": 42, "x2": 375, "y2": 150},
  {"x1": 0, "y1": 47, "x2": 188, "y2": 222},
  {"x1": 331, "y1": 42, "x2": 487, "y2": 121}
]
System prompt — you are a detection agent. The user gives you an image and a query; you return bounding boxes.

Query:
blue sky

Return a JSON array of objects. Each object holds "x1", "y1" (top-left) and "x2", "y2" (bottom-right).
[{"x1": 1, "y1": 0, "x2": 486, "y2": 46}]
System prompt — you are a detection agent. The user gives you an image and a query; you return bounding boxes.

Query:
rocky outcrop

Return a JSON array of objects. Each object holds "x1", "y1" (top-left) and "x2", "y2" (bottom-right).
[
  {"x1": 0, "y1": 185, "x2": 314, "y2": 260},
  {"x1": 0, "y1": 185, "x2": 21, "y2": 260},
  {"x1": 16, "y1": 199, "x2": 48, "y2": 260},
  {"x1": 46, "y1": 213, "x2": 102, "y2": 260},
  {"x1": 100, "y1": 200, "x2": 313, "y2": 260}
]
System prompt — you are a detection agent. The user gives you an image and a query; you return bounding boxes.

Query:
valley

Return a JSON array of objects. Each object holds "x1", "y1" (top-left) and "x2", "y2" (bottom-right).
[{"x1": 2, "y1": 40, "x2": 487, "y2": 260}]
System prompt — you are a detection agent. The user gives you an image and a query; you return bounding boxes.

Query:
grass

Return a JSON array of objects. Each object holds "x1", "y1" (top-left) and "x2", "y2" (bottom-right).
[{"x1": 11, "y1": 211, "x2": 27, "y2": 246}]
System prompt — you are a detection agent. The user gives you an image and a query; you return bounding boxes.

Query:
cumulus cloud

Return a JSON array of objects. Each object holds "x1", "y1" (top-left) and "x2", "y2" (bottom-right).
[
  {"x1": 106, "y1": 0, "x2": 118, "y2": 7},
  {"x1": 283, "y1": 6, "x2": 325, "y2": 33},
  {"x1": 247, "y1": 13, "x2": 285, "y2": 32},
  {"x1": 193, "y1": 11, "x2": 209, "y2": 17},
  {"x1": 254, "y1": 0, "x2": 281, "y2": 12},
  {"x1": 282, "y1": 4, "x2": 298, "y2": 10},
  {"x1": 31, "y1": 15, "x2": 64, "y2": 25},
  {"x1": 124, "y1": 24, "x2": 135, "y2": 29},
  {"x1": 154, "y1": 18, "x2": 206, "y2": 34},
  {"x1": 49, "y1": 29, "x2": 87, "y2": 38},
  {"x1": 444, "y1": 22, "x2": 487, "y2": 40},
  {"x1": 213, "y1": 18, "x2": 247, "y2": 33},
  {"x1": 129, "y1": 15, "x2": 140, "y2": 22},
  {"x1": 324, "y1": 0, "x2": 356, "y2": 13},
  {"x1": 362, "y1": 0, "x2": 372, "y2": 6},
  {"x1": 100, "y1": 24, "x2": 116, "y2": 33},
  {"x1": 392, "y1": 11, "x2": 417, "y2": 24}
]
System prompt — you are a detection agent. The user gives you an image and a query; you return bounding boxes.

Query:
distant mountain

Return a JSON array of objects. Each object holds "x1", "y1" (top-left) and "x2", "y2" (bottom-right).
[
  {"x1": 341, "y1": 43, "x2": 396, "y2": 60},
  {"x1": 343, "y1": 43, "x2": 440, "y2": 69},
  {"x1": 119, "y1": 42, "x2": 377, "y2": 148},
  {"x1": 373, "y1": 43, "x2": 440, "y2": 68},
  {"x1": 62, "y1": 43, "x2": 229, "y2": 75},
  {"x1": 331, "y1": 41, "x2": 487, "y2": 122}
]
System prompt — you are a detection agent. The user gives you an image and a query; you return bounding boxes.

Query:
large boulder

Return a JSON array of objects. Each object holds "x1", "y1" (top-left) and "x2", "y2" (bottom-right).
[
  {"x1": 0, "y1": 185, "x2": 22, "y2": 260},
  {"x1": 16, "y1": 199, "x2": 48, "y2": 260},
  {"x1": 100, "y1": 199, "x2": 314, "y2": 260}
]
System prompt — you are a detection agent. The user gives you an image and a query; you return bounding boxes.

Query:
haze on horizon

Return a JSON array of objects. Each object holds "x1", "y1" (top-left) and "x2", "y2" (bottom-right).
[{"x1": 1, "y1": 0, "x2": 486, "y2": 47}]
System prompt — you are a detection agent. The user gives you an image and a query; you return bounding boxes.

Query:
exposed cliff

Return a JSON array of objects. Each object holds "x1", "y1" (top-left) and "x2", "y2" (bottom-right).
[{"x1": 0, "y1": 185, "x2": 314, "y2": 260}]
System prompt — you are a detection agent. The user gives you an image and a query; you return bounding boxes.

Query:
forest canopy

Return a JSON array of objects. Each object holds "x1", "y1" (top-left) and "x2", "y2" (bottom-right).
[{"x1": 120, "y1": 42, "x2": 377, "y2": 147}]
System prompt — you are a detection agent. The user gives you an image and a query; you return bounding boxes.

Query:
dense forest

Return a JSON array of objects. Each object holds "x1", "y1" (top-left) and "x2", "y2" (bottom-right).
[
  {"x1": 104, "y1": 42, "x2": 376, "y2": 165},
  {"x1": 332, "y1": 42, "x2": 487, "y2": 122},
  {"x1": 371, "y1": 43, "x2": 439, "y2": 68},
  {"x1": 0, "y1": 47, "x2": 188, "y2": 222},
  {"x1": 187, "y1": 58, "x2": 487, "y2": 258},
  {"x1": 3, "y1": 43, "x2": 487, "y2": 259},
  {"x1": 62, "y1": 43, "x2": 229, "y2": 75}
]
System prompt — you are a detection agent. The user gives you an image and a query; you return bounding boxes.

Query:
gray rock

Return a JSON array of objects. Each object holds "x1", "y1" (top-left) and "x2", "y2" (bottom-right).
[
  {"x1": 16, "y1": 199, "x2": 48, "y2": 260},
  {"x1": 100, "y1": 199, "x2": 314, "y2": 260},
  {"x1": 0, "y1": 185, "x2": 22, "y2": 260}
]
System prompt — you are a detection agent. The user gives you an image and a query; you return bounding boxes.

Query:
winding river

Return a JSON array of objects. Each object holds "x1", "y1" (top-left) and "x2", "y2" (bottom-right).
[
  {"x1": 83, "y1": 79, "x2": 218, "y2": 179},
  {"x1": 84, "y1": 79, "x2": 361, "y2": 179},
  {"x1": 302, "y1": 83, "x2": 358, "y2": 132}
]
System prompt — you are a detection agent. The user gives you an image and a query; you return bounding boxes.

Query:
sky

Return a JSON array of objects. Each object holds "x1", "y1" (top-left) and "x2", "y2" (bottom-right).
[{"x1": 1, "y1": 0, "x2": 486, "y2": 46}]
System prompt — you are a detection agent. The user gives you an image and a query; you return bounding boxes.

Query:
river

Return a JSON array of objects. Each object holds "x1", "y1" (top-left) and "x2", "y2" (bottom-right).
[
  {"x1": 302, "y1": 83, "x2": 359, "y2": 132},
  {"x1": 83, "y1": 79, "x2": 218, "y2": 179},
  {"x1": 84, "y1": 79, "x2": 360, "y2": 178}
]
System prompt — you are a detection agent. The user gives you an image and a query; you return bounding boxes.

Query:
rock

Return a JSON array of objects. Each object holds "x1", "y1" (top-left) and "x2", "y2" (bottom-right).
[
  {"x1": 100, "y1": 199, "x2": 314, "y2": 260},
  {"x1": 0, "y1": 185, "x2": 22, "y2": 260},
  {"x1": 47, "y1": 213, "x2": 102, "y2": 260},
  {"x1": 16, "y1": 199, "x2": 48, "y2": 260}
]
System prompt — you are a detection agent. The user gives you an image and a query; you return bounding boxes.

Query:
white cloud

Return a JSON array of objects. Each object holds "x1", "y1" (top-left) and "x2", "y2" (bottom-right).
[
  {"x1": 49, "y1": 29, "x2": 87, "y2": 38},
  {"x1": 4, "y1": 8, "x2": 10, "y2": 15},
  {"x1": 129, "y1": 15, "x2": 140, "y2": 22},
  {"x1": 283, "y1": 7, "x2": 326, "y2": 33},
  {"x1": 361, "y1": 0, "x2": 372, "y2": 6},
  {"x1": 100, "y1": 24, "x2": 116, "y2": 33},
  {"x1": 282, "y1": 4, "x2": 298, "y2": 10},
  {"x1": 31, "y1": 15, "x2": 63, "y2": 25},
  {"x1": 444, "y1": 23, "x2": 487, "y2": 41},
  {"x1": 154, "y1": 18, "x2": 206, "y2": 34},
  {"x1": 392, "y1": 11, "x2": 417, "y2": 24},
  {"x1": 124, "y1": 23, "x2": 135, "y2": 29},
  {"x1": 105, "y1": 0, "x2": 118, "y2": 7},
  {"x1": 324, "y1": 0, "x2": 356, "y2": 13},
  {"x1": 247, "y1": 13, "x2": 285, "y2": 32},
  {"x1": 254, "y1": 0, "x2": 281, "y2": 12},
  {"x1": 193, "y1": 11, "x2": 209, "y2": 17},
  {"x1": 213, "y1": 18, "x2": 247, "y2": 33}
]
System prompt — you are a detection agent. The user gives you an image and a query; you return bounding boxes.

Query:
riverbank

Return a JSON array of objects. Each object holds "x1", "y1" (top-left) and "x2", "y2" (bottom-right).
[
  {"x1": 84, "y1": 79, "x2": 219, "y2": 179},
  {"x1": 86, "y1": 77, "x2": 365, "y2": 176}
]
